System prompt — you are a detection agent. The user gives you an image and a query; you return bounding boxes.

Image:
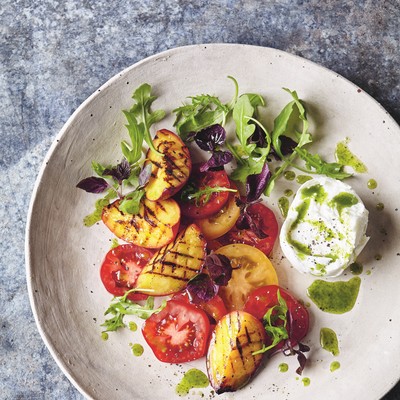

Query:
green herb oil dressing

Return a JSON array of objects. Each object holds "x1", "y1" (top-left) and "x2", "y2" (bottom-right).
[
  {"x1": 350, "y1": 262, "x2": 363, "y2": 275},
  {"x1": 176, "y1": 369, "x2": 209, "y2": 396},
  {"x1": 279, "y1": 363, "x2": 289, "y2": 372},
  {"x1": 367, "y1": 179, "x2": 377, "y2": 190},
  {"x1": 330, "y1": 361, "x2": 341, "y2": 372},
  {"x1": 376, "y1": 202, "x2": 384, "y2": 211},
  {"x1": 278, "y1": 197, "x2": 290, "y2": 218},
  {"x1": 320, "y1": 328, "x2": 340, "y2": 356},
  {"x1": 329, "y1": 192, "x2": 358, "y2": 217},
  {"x1": 129, "y1": 343, "x2": 144, "y2": 356},
  {"x1": 284, "y1": 170, "x2": 296, "y2": 181},
  {"x1": 335, "y1": 140, "x2": 367, "y2": 173},
  {"x1": 129, "y1": 321, "x2": 138, "y2": 332},
  {"x1": 296, "y1": 175, "x2": 312, "y2": 184},
  {"x1": 307, "y1": 277, "x2": 361, "y2": 314},
  {"x1": 284, "y1": 189, "x2": 293, "y2": 197},
  {"x1": 302, "y1": 377, "x2": 311, "y2": 386},
  {"x1": 286, "y1": 184, "x2": 328, "y2": 258}
]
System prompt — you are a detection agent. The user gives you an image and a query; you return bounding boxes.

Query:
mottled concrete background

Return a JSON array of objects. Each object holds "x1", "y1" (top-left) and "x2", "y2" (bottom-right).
[{"x1": 1, "y1": 0, "x2": 399, "y2": 399}]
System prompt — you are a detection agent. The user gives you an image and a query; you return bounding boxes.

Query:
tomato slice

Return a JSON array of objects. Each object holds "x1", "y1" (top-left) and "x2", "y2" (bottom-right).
[
  {"x1": 196, "y1": 182, "x2": 241, "y2": 240},
  {"x1": 142, "y1": 299, "x2": 211, "y2": 363},
  {"x1": 200, "y1": 295, "x2": 228, "y2": 322},
  {"x1": 172, "y1": 292, "x2": 228, "y2": 323},
  {"x1": 243, "y1": 285, "x2": 309, "y2": 345},
  {"x1": 214, "y1": 244, "x2": 279, "y2": 312},
  {"x1": 222, "y1": 202, "x2": 278, "y2": 256},
  {"x1": 178, "y1": 166, "x2": 231, "y2": 219},
  {"x1": 100, "y1": 244, "x2": 153, "y2": 301}
]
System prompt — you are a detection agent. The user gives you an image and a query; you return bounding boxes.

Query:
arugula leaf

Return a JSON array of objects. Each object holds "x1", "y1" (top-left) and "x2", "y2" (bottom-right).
[
  {"x1": 271, "y1": 88, "x2": 311, "y2": 159},
  {"x1": 294, "y1": 148, "x2": 352, "y2": 179},
  {"x1": 83, "y1": 188, "x2": 117, "y2": 227},
  {"x1": 180, "y1": 183, "x2": 236, "y2": 206},
  {"x1": 173, "y1": 76, "x2": 239, "y2": 139},
  {"x1": 118, "y1": 189, "x2": 145, "y2": 214},
  {"x1": 253, "y1": 290, "x2": 289, "y2": 355},
  {"x1": 101, "y1": 294, "x2": 166, "y2": 333},
  {"x1": 122, "y1": 83, "x2": 166, "y2": 160},
  {"x1": 265, "y1": 89, "x2": 312, "y2": 196},
  {"x1": 232, "y1": 95, "x2": 257, "y2": 156}
]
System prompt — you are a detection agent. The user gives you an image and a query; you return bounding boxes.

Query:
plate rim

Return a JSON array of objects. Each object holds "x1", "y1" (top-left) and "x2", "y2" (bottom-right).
[{"x1": 25, "y1": 42, "x2": 400, "y2": 400}]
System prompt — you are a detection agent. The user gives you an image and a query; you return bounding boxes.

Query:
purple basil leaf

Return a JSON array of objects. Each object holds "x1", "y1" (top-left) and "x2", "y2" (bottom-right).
[
  {"x1": 76, "y1": 177, "x2": 109, "y2": 193},
  {"x1": 271, "y1": 135, "x2": 298, "y2": 159},
  {"x1": 246, "y1": 162, "x2": 271, "y2": 202},
  {"x1": 195, "y1": 124, "x2": 226, "y2": 151},
  {"x1": 186, "y1": 273, "x2": 218, "y2": 303},
  {"x1": 139, "y1": 163, "x2": 152, "y2": 187},
  {"x1": 295, "y1": 351, "x2": 307, "y2": 375},
  {"x1": 199, "y1": 150, "x2": 233, "y2": 172},
  {"x1": 298, "y1": 342, "x2": 310, "y2": 353},
  {"x1": 235, "y1": 201, "x2": 267, "y2": 239},
  {"x1": 249, "y1": 124, "x2": 267, "y2": 148},
  {"x1": 205, "y1": 253, "x2": 232, "y2": 286},
  {"x1": 103, "y1": 159, "x2": 131, "y2": 184}
]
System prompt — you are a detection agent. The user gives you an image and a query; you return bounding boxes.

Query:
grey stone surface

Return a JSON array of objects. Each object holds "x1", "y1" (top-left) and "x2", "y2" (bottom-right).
[{"x1": 1, "y1": 0, "x2": 399, "y2": 399}]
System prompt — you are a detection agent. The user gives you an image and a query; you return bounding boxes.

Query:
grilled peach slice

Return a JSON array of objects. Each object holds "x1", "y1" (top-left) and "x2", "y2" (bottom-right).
[
  {"x1": 207, "y1": 311, "x2": 267, "y2": 394},
  {"x1": 101, "y1": 197, "x2": 180, "y2": 249},
  {"x1": 135, "y1": 224, "x2": 207, "y2": 295},
  {"x1": 145, "y1": 129, "x2": 191, "y2": 201}
]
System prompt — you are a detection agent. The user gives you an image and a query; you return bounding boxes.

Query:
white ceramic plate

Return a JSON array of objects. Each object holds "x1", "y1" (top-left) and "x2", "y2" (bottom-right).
[{"x1": 26, "y1": 44, "x2": 400, "y2": 400}]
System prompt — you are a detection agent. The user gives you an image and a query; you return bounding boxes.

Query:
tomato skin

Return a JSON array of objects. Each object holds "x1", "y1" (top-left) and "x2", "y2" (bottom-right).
[
  {"x1": 222, "y1": 203, "x2": 278, "y2": 256},
  {"x1": 100, "y1": 244, "x2": 153, "y2": 301},
  {"x1": 179, "y1": 166, "x2": 231, "y2": 219},
  {"x1": 243, "y1": 285, "x2": 309, "y2": 345},
  {"x1": 142, "y1": 299, "x2": 211, "y2": 363}
]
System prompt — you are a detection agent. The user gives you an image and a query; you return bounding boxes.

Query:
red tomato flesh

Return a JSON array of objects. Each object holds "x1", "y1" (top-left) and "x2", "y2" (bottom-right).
[
  {"x1": 222, "y1": 202, "x2": 278, "y2": 256},
  {"x1": 179, "y1": 166, "x2": 231, "y2": 219},
  {"x1": 244, "y1": 285, "x2": 309, "y2": 346},
  {"x1": 142, "y1": 300, "x2": 211, "y2": 363},
  {"x1": 100, "y1": 244, "x2": 153, "y2": 301},
  {"x1": 172, "y1": 292, "x2": 228, "y2": 323}
]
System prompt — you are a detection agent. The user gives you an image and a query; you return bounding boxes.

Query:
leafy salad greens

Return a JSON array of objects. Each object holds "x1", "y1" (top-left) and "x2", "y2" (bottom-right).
[{"x1": 77, "y1": 76, "x2": 351, "y2": 226}]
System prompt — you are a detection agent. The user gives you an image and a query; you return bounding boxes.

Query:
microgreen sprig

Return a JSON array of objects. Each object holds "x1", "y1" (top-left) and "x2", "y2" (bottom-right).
[{"x1": 101, "y1": 290, "x2": 166, "y2": 334}]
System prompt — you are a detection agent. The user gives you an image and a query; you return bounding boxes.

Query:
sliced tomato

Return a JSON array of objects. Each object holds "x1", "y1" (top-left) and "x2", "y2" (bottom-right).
[
  {"x1": 172, "y1": 292, "x2": 228, "y2": 322},
  {"x1": 200, "y1": 295, "x2": 228, "y2": 322},
  {"x1": 222, "y1": 202, "x2": 278, "y2": 256},
  {"x1": 142, "y1": 299, "x2": 211, "y2": 363},
  {"x1": 178, "y1": 165, "x2": 231, "y2": 219},
  {"x1": 214, "y1": 244, "x2": 279, "y2": 312},
  {"x1": 243, "y1": 285, "x2": 309, "y2": 345},
  {"x1": 196, "y1": 182, "x2": 241, "y2": 240},
  {"x1": 100, "y1": 244, "x2": 153, "y2": 301}
]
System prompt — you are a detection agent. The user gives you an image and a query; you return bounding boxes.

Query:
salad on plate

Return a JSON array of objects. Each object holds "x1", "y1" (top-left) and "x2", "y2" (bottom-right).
[{"x1": 76, "y1": 77, "x2": 369, "y2": 395}]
